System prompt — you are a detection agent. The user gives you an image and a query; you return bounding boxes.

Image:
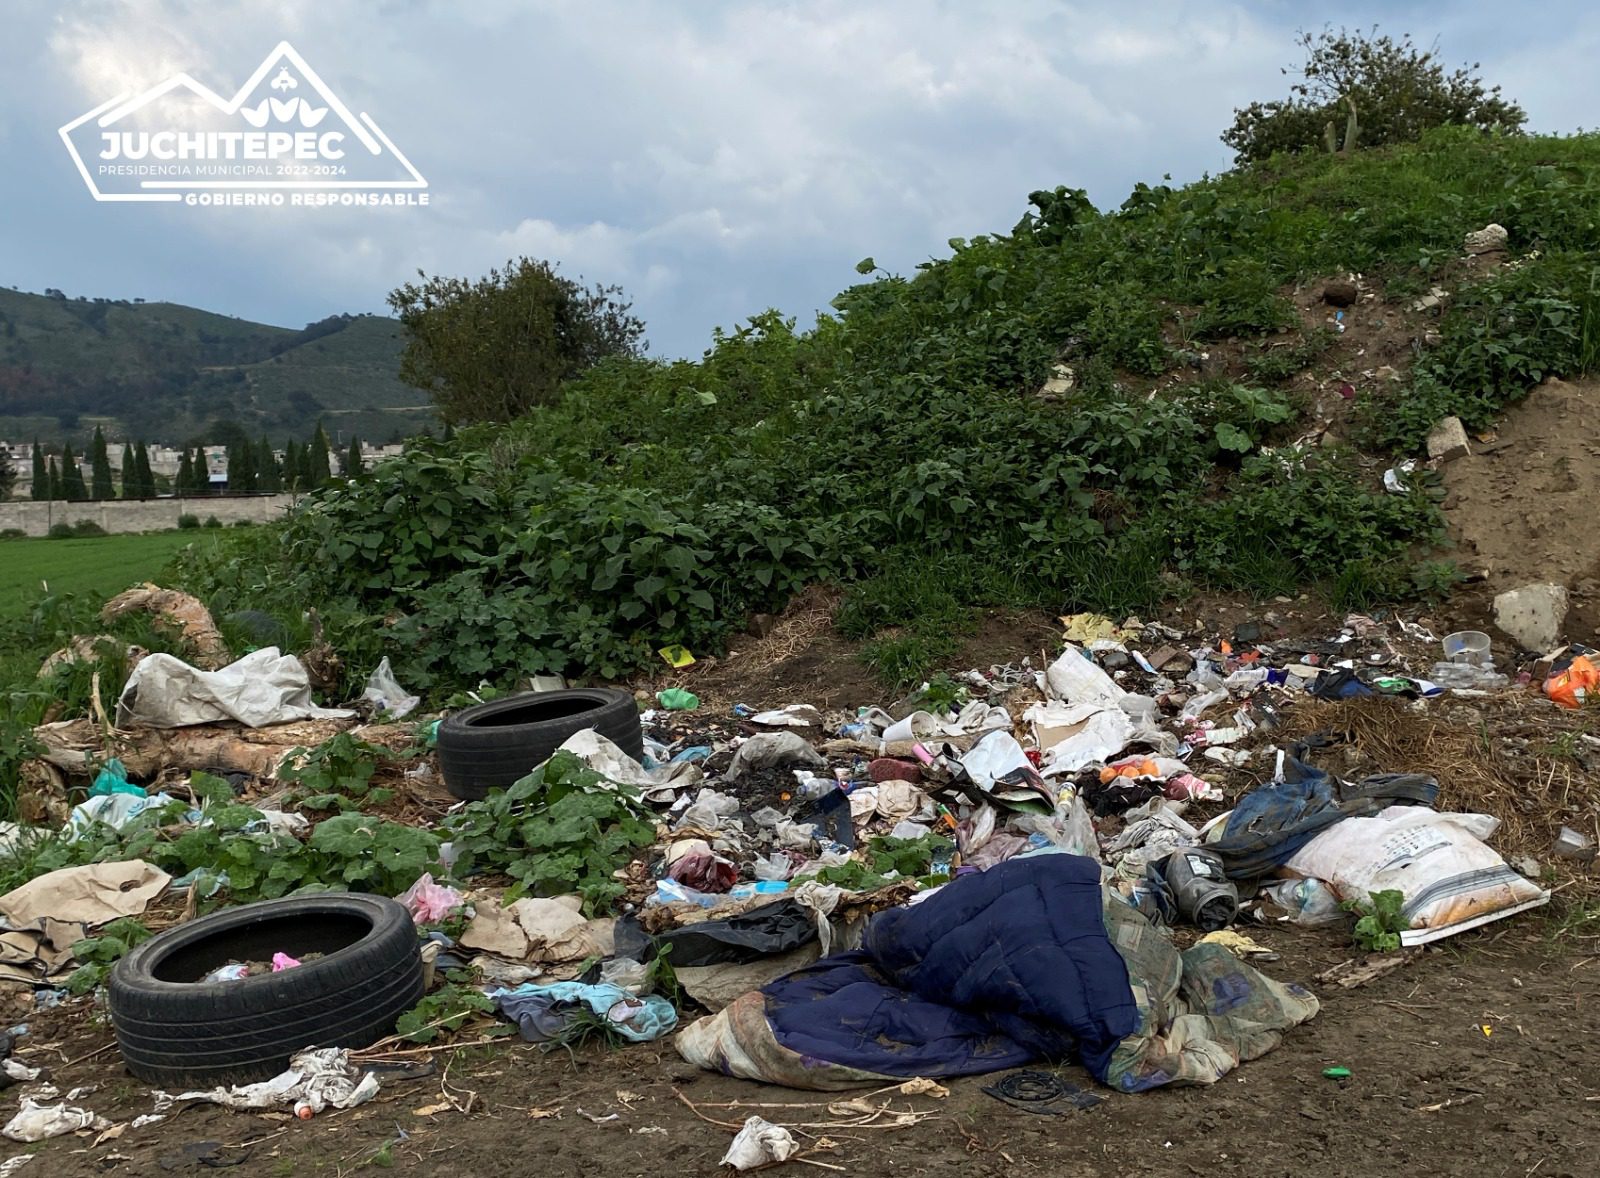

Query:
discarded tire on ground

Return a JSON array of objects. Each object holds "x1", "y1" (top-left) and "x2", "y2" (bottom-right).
[
  {"x1": 436, "y1": 687, "x2": 643, "y2": 801},
  {"x1": 108, "y1": 894, "x2": 422, "y2": 1087}
]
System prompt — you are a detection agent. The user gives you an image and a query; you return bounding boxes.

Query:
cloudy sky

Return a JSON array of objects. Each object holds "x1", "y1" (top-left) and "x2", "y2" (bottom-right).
[{"x1": 3, "y1": 1, "x2": 1597, "y2": 356}]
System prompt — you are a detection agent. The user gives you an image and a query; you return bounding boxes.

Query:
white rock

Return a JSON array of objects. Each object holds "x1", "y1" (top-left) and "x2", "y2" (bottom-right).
[
  {"x1": 1464, "y1": 223, "x2": 1509, "y2": 254},
  {"x1": 1426, "y1": 416, "x2": 1470, "y2": 462},
  {"x1": 1492, "y1": 583, "x2": 1569, "y2": 652}
]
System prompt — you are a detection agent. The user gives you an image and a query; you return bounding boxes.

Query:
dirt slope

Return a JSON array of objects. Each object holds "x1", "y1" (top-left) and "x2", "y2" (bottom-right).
[{"x1": 1442, "y1": 376, "x2": 1600, "y2": 638}]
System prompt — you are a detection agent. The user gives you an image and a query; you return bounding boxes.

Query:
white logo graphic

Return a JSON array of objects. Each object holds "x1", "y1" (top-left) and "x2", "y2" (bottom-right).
[{"x1": 60, "y1": 42, "x2": 428, "y2": 206}]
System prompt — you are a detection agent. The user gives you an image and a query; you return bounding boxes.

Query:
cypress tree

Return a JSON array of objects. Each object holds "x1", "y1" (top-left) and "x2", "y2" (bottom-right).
[
  {"x1": 191, "y1": 446, "x2": 211, "y2": 493},
  {"x1": 47, "y1": 457, "x2": 61, "y2": 501},
  {"x1": 227, "y1": 440, "x2": 256, "y2": 492},
  {"x1": 256, "y1": 437, "x2": 280, "y2": 492},
  {"x1": 344, "y1": 436, "x2": 364, "y2": 478},
  {"x1": 134, "y1": 442, "x2": 154, "y2": 497},
  {"x1": 309, "y1": 425, "x2": 332, "y2": 486},
  {"x1": 90, "y1": 426, "x2": 114, "y2": 500},
  {"x1": 62, "y1": 445, "x2": 89, "y2": 501},
  {"x1": 30, "y1": 442, "x2": 47, "y2": 501},
  {"x1": 120, "y1": 443, "x2": 136, "y2": 498},
  {"x1": 177, "y1": 449, "x2": 194, "y2": 494}
]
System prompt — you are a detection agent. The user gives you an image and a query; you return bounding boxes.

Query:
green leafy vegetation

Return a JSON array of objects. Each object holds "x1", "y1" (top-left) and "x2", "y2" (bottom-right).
[
  {"x1": 395, "y1": 973, "x2": 500, "y2": 1043},
  {"x1": 0, "y1": 770, "x2": 442, "y2": 906},
  {"x1": 65, "y1": 918, "x2": 153, "y2": 995},
  {"x1": 388, "y1": 259, "x2": 645, "y2": 425},
  {"x1": 1344, "y1": 888, "x2": 1410, "y2": 952},
  {"x1": 177, "y1": 124, "x2": 1600, "y2": 694},
  {"x1": 281, "y1": 732, "x2": 399, "y2": 813},
  {"x1": 1222, "y1": 27, "x2": 1525, "y2": 163},
  {"x1": 442, "y1": 751, "x2": 656, "y2": 914},
  {"x1": 802, "y1": 833, "x2": 952, "y2": 891}
]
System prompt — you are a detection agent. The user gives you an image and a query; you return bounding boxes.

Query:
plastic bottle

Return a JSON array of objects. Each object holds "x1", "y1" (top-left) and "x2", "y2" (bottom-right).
[{"x1": 1260, "y1": 878, "x2": 1343, "y2": 926}]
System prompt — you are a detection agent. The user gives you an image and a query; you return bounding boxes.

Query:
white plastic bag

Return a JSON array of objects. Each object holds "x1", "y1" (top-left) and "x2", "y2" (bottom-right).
[
  {"x1": 1045, "y1": 645, "x2": 1126, "y2": 706},
  {"x1": 361, "y1": 657, "x2": 420, "y2": 719},
  {"x1": 721, "y1": 1116, "x2": 798, "y2": 1169},
  {"x1": 1284, "y1": 807, "x2": 1548, "y2": 944}
]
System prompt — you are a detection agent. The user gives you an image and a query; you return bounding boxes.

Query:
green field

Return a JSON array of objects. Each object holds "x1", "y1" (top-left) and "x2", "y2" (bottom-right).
[{"x1": 0, "y1": 531, "x2": 218, "y2": 620}]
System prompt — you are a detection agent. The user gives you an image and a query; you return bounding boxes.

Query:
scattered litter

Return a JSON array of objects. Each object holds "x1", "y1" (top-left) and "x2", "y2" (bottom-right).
[
  {"x1": 2, "y1": 1099, "x2": 111, "y2": 1143},
  {"x1": 981, "y1": 1070, "x2": 1103, "y2": 1114},
  {"x1": 116, "y1": 647, "x2": 355, "y2": 729},
  {"x1": 720, "y1": 1115, "x2": 798, "y2": 1169},
  {"x1": 361, "y1": 657, "x2": 420, "y2": 719},
  {"x1": 657, "y1": 688, "x2": 700, "y2": 711},
  {"x1": 155, "y1": 1048, "x2": 380, "y2": 1114},
  {"x1": 396, "y1": 873, "x2": 466, "y2": 925}
]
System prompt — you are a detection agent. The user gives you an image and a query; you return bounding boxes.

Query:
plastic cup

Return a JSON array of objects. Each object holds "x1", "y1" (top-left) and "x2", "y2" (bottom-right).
[{"x1": 1442, "y1": 631, "x2": 1492, "y2": 666}]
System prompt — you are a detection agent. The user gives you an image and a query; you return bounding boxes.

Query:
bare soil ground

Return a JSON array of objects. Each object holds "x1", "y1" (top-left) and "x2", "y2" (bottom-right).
[
  {"x1": 1442, "y1": 376, "x2": 1600, "y2": 639},
  {"x1": 15, "y1": 591, "x2": 1599, "y2": 1177},
  {"x1": 18, "y1": 918, "x2": 1597, "y2": 1178}
]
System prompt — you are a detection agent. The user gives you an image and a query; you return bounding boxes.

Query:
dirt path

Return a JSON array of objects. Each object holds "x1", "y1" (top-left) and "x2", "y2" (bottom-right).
[{"x1": 18, "y1": 917, "x2": 1596, "y2": 1178}]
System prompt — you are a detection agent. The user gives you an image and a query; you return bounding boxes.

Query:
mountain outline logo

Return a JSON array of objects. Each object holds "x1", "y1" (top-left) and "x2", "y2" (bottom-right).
[{"x1": 60, "y1": 41, "x2": 428, "y2": 205}]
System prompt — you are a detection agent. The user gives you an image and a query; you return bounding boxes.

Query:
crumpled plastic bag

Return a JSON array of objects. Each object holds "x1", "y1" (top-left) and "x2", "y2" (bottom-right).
[
  {"x1": 561, "y1": 730, "x2": 700, "y2": 803},
  {"x1": 665, "y1": 840, "x2": 738, "y2": 893},
  {"x1": 3, "y1": 1099, "x2": 111, "y2": 1142},
  {"x1": 1045, "y1": 645, "x2": 1126, "y2": 706},
  {"x1": 361, "y1": 657, "x2": 420, "y2": 719},
  {"x1": 725, "y1": 733, "x2": 826, "y2": 781},
  {"x1": 748, "y1": 705, "x2": 822, "y2": 728},
  {"x1": 675, "y1": 788, "x2": 742, "y2": 832},
  {"x1": 1545, "y1": 655, "x2": 1599, "y2": 709},
  {"x1": 156, "y1": 1048, "x2": 379, "y2": 1114},
  {"x1": 396, "y1": 872, "x2": 465, "y2": 924},
  {"x1": 1026, "y1": 701, "x2": 1135, "y2": 775},
  {"x1": 116, "y1": 647, "x2": 354, "y2": 729},
  {"x1": 721, "y1": 1115, "x2": 798, "y2": 1169},
  {"x1": 67, "y1": 791, "x2": 175, "y2": 840}
]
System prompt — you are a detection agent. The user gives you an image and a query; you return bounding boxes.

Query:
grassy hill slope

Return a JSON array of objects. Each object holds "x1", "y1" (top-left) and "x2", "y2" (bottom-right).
[
  {"x1": 0, "y1": 289, "x2": 432, "y2": 448},
  {"x1": 173, "y1": 127, "x2": 1600, "y2": 698}
]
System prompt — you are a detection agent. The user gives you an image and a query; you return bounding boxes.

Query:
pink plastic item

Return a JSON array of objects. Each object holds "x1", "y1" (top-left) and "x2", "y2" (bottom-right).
[
  {"x1": 1165, "y1": 773, "x2": 1219, "y2": 802},
  {"x1": 396, "y1": 872, "x2": 466, "y2": 924},
  {"x1": 271, "y1": 952, "x2": 301, "y2": 972}
]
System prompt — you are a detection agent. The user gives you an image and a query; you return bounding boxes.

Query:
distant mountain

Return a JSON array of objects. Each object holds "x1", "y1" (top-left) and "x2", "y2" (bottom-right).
[{"x1": 0, "y1": 286, "x2": 433, "y2": 448}]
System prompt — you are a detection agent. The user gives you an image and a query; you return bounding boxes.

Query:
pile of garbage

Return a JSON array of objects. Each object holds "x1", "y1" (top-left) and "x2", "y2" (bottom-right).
[{"x1": 0, "y1": 595, "x2": 1586, "y2": 1149}]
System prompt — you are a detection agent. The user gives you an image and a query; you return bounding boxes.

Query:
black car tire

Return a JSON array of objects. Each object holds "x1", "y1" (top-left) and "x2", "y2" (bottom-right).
[
  {"x1": 435, "y1": 688, "x2": 643, "y2": 800},
  {"x1": 108, "y1": 894, "x2": 422, "y2": 1087}
]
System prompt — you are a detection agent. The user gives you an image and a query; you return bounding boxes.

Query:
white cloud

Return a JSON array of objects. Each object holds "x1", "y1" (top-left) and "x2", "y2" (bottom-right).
[{"x1": 2, "y1": 1, "x2": 1595, "y2": 354}]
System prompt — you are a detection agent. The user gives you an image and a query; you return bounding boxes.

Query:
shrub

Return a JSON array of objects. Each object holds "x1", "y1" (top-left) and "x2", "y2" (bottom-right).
[
  {"x1": 203, "y1": 516, "x2": 223, "y2": 529},
  {"x1": 177, "y1": 513, "x2": 200, "y2": 530}
]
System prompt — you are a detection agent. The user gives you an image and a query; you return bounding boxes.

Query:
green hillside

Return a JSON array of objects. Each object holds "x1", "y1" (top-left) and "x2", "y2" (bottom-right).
[
  {"x1": 0, "y1": 288, "x2": 432, "y2": 448},
  {"x1": 177, "y1": 126, "x2": 1600, "y2": 696}
]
